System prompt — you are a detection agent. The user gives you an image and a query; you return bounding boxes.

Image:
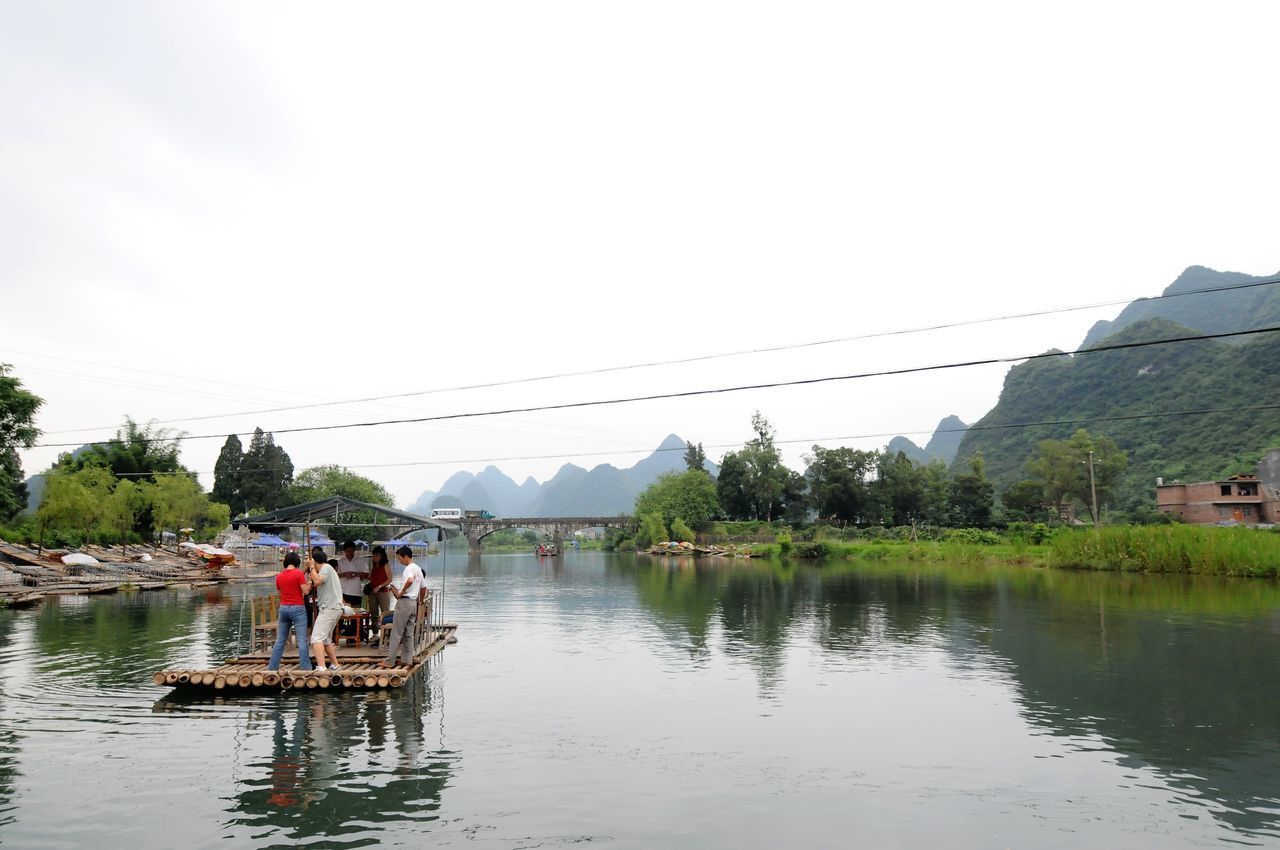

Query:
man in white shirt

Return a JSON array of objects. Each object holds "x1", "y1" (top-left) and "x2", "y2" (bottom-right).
[
  {"x1": 381, "y1": 545, "x2": 425, "y2": 669},
  {"x1": 336, "y1": 540, "x2": 367, "y2": 607}
]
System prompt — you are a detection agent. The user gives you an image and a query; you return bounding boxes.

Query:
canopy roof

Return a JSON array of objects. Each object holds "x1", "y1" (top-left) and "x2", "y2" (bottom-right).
[{"x1": 233, "y1": 496, "x2": 458, "y2": 534}]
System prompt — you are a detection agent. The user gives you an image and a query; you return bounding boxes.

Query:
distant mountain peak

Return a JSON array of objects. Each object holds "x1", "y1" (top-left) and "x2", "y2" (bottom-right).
[
  {"x1": 885, "y1": 416, "x2": 967, "y2": 465},
  {"x1": 657, "y1": 433, "x2": 687, "y2": 452},
  {"x1": 1081, "y1": 266, "x2": 1277, "y2": 349},
  {"x1": 411, "y1": 433, "x2": 710, "y2": 518}
]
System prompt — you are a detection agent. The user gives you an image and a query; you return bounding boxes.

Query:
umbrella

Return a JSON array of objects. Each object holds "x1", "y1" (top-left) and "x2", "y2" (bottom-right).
[
  {"x1": 252, "y1": 534, "x2": 289, "y2": 547},
  {"x1": 309, "y1": 530, "x2": 335, "y2": 546}
]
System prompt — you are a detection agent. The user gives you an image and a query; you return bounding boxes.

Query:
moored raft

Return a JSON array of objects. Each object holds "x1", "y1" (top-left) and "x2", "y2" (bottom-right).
[{"x1": 152, "y1": 622, "x2": 458, "y2": 691}]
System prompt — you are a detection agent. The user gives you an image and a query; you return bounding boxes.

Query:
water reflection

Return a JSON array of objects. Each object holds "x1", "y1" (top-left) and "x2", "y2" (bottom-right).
[
  {"x1": 2, "y1": 556, "x2": 1280, "y2": 847},
  {"x1": 227, "y1": 676, "x2": 453, "y2": 844},
  {"x1": 626, "y1": 558, "x2": 1280, "y2": 839}
]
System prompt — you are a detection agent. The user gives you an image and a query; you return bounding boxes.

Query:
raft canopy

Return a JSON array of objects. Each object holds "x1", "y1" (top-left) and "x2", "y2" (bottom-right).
[{"x1": 232, "y1": 496, "x2": 459, "y2": 535}]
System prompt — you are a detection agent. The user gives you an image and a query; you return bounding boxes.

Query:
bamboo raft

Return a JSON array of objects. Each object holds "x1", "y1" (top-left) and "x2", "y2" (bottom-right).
[
  {"x1": 153, "y1": 623, "x2": 457, "y2": 692},
  {"x1": 0, "y1": 541, "x2": 228, "y2": 607}
]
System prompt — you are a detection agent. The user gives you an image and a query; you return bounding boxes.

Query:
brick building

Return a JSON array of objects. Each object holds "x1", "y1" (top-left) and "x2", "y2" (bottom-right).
[{"x1": 1156, "y1": 449, "x2": 1280, "y2": 525}]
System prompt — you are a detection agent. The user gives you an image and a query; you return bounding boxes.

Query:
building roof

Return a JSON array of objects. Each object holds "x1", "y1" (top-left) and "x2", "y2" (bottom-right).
[{"x1": 232, "y1": 496, "x2": 458, "y2": 533}]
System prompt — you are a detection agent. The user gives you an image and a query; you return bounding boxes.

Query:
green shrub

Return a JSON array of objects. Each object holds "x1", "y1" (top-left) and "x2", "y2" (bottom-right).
[
  {"x1": 943, "y1": 528, "x2": 1001, "y2": 545},
  {"x1": 671, "y1": 518, "x2": 696, "y2": 543},
  {"x1": 1006, "y1": 522, "x2": 1052, "y2": 545}
]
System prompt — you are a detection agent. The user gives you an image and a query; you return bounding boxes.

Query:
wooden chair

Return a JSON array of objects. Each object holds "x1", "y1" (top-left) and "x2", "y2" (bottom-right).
[
  {"x1": 334, "y1": 611, "x2": 369, "y2": 647},
  {"x1": 250, "y1": 595, "x2": 280, "y2": 652}
]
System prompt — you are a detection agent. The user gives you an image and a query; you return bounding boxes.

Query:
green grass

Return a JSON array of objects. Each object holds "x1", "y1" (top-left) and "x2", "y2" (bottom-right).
[
  {"x1": 1049, "y1": 525, "x2": 1280, "y2": 576},
  {"x1": 773, "y1": 538, "x2": 1049, "y2": 566}
]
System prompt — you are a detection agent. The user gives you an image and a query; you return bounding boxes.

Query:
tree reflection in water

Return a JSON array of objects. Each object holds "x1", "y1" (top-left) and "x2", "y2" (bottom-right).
[{"x1": 628, "y1": 558, "x2": 1280, "y2": 839}]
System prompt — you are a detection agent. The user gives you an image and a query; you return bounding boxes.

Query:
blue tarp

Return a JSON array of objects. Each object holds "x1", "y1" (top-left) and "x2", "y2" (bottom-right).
[{"x1": 252, "y1": 534, "x2": 289, "y2": 547}]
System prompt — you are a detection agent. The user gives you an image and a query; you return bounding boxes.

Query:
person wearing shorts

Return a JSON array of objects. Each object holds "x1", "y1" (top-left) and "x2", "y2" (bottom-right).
[{"x1": 307, "y1": 547, "x2": 344, "y2": 671}]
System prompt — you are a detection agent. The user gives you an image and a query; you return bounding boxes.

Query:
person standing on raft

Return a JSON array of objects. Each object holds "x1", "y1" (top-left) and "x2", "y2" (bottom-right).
[
  {"x1": 366, "y1": 545, "x2": 394, "y2": 646},
  {"x1": 307, "y1": 547, "x2": 344, "y2": 672},
  {"x1": 381, "y1": 545, "x2": 425, "y2": 669},
  {"x1": 267, "y1": 552, "x2": 314, "y2": 672},
  {"x1": 336, "y1": 540, "x2": 368, "y2": 608}
]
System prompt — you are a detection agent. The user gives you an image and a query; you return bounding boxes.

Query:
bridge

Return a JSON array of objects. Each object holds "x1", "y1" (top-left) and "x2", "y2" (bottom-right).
[{"x1": 457, "y1": 516, "x2": 635, "y2": 552}]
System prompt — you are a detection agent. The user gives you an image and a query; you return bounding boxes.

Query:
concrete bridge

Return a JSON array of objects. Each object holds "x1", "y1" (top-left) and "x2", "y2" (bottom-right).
[{"x1": 458, "y1": 516, "x2": 635, "y2": 552}]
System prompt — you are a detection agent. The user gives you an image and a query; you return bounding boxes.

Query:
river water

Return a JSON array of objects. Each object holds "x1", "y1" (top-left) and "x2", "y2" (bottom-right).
[{"x1": 2, "y1": 551, "x2": 1280, "y2": 848}]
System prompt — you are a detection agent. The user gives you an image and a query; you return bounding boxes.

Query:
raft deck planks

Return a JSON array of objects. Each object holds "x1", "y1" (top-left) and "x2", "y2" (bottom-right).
[{"x1": 153, "y1": 623, "x2": 458, "y2": 691}]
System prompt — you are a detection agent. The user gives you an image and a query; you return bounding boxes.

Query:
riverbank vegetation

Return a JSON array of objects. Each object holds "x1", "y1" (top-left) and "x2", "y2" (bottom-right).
[
  {"x1": 702, "y1": 525, "x2": 1280, "y2": 578},
  {"x1": 618, "y1": 412, "x2": 1280, "y2": 577},
  {"x1": 1049, "y1": 524, "x2": 1280, "y2": 576}
]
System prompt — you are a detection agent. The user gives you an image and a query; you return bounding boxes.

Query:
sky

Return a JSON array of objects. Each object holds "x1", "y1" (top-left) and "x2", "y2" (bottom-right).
[{"x1": 3, "y1": 0, "x2": 1279, "y2": 509}]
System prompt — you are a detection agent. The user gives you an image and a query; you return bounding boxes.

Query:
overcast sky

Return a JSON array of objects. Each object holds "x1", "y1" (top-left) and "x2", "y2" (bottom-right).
[{"x1": 4, "y1": 0, "x2": 1279, "y2": 508}]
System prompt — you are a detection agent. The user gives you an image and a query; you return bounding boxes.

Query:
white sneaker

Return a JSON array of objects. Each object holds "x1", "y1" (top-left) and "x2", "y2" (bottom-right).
[{"x1": 327, "y1": 665, "x2": 342, "y2": 672}]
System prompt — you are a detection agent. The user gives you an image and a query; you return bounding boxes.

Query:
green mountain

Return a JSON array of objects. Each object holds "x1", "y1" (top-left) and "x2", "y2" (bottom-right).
[
  {"x1": 923, "y1": 415, "x2": 967, "y2": 463},
  {"x1": 885, "y1": 436, "x2": 930, "y2": 464},
  {"x1": 953, "y1": 316, "x2": 1280, "y2": 513},
  {"x1": 886, "y1": 416, "x2": 968, "y2": 465},
  {"x1": 1081, "y1": 265, "x2": 1280, "y2": 348}
]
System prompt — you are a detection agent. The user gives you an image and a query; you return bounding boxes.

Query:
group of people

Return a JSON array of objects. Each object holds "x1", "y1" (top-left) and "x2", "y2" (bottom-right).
[{"x1": 266, "y1": 540, "x2": 427, "y2": 672}]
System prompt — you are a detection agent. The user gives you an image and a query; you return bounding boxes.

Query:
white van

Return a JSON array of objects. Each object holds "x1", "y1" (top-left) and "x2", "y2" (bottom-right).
[{"x1": 430, "y1": 508, "x2": 464, "y2": 520}]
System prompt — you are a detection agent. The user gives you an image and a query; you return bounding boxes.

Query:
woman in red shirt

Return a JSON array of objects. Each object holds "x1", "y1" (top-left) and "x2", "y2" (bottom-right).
[{"x1": 267, "y1": 552, "x2": 314, "y2": 671}]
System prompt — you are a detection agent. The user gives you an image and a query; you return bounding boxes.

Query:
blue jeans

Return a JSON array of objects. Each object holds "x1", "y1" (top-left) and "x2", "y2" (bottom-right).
[{"x1": 268, "y1": 604, "x2": 312, "y2": 670}]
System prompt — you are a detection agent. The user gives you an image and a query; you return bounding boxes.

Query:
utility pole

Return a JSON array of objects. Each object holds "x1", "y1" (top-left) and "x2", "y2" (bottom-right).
[{"x1": 1087, "y1": 450, "x2": 1099, "y2": 528}]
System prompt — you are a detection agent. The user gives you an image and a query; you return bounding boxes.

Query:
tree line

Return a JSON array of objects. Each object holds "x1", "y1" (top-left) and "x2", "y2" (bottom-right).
[{"x1": 630, "y1": 413, "x2": 1131, "y2": 546}]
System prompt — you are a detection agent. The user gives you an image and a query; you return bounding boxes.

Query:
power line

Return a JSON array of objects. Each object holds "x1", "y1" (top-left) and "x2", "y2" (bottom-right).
[
  {"x1": 29, "y1": 324, "x2": 1280, "y2": 450},
  {"x1": 35, "y1": 274, "x2": 1280, "y2": 436},
  {"x1": 31, "y1": 400, "x2": 1280, "y2": 480}
]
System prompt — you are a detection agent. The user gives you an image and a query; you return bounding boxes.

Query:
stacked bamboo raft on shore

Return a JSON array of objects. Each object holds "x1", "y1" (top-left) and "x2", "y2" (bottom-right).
[
  {"x1": 0, "y1": 540, "x2": 229, "y2": 607},
  {"x1": 642, "y1": 541, "x2": 764, "y2": 558},
  {"x1": 153, "y1": 624, "x2": 458, "y2": 691}
]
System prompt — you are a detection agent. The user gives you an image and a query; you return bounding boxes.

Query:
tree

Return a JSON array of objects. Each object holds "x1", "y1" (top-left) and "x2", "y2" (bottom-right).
[
  {"x1": 636, "y1": 511, "x2": 669, "y2": 548},
  {"x1": 683, "y1": 441, "x2": 708, "y2": 473},
  {"x1": 204, "y1": 501, "x2": 231, "y2": 537},
  {"x1": 1026, "y1": 437, "x2": 1079, "y2": 518},
  {"x1": 101, "y1": 479, "x2": 146, "y2": 550},
  {"x1": 53, "y1": 418, "x2": 192, "y2": 536},
  {"x1": 240, "y1": 428, "x2": 294, "y2": 512},
  {"x1": 289, "y1": 465, "x2": 395, "y2": 541},
  {"x1": 1027, "y1": 428, "x2": 1128, "y2": 521},
  {"x1": 635, "y1": 470, "x2": 721, "y2": 530},
  {"x1": 1067, "y1": 429, "x2": 1127, "y2": 523},
  {"x1": 67, "y1": 418, "x2": 185, "y2": 480},
  {"x1": 715, "y1": 412, "x2": 792, "y2": 521},
  {"x1": 212, "y1": 434, "x2": 244, "y2": 514},
  {"x1": 290, "y1": 465, "x2": 395, "y2": 505},
  {"x1": 948, "y1": 453, "x2": 994, "y2": 527},
  {"x1": 670, "y1": 517, "x2": 696, "y2": 543},
  {"x1": 149, "y1": 474, "x2": 210, "y2": 541},
  {"x1": 1001, "y1": 479, "x2": 1053, "y2": 523},
  {"x1": 779, "y1": 470, "x2": 810, "y2": 524},
  {"x1": 36, "y1": 469, "x2": 102, "y2": 549},
  {"x1": 715, "y1": 451, "x2": 754, "y2": 520},
  {"x1": 0, "y1": 365, "x2": 42, "y2": 520},
  {"x1": 0, "y1": 448, "x2": 28, "y2": 522},
  {"x1": 805, "y1": 446, "x2": 879, "y2": 524},
  {"x1": 877, "y1": 451, "x2": 920, "y2": 526},
  {"x1": 918, "y1": 460, "x2": 952, "y2": 526}
]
